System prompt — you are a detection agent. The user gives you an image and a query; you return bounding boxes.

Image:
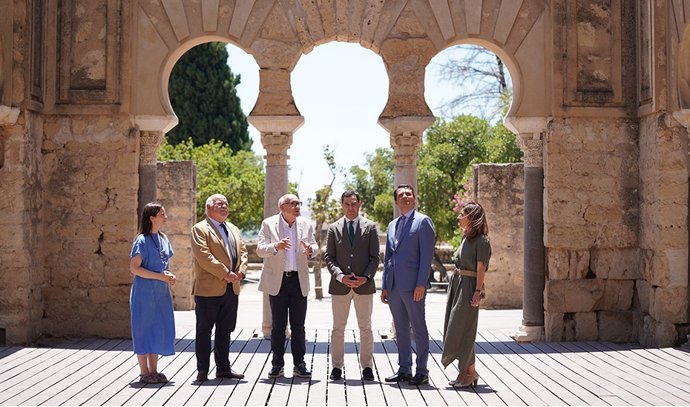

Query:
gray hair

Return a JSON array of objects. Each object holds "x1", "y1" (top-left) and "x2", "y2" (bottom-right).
[
  {"x1": 205, "y1": 194, "x2": 225, "y2": 216},
  {"x1": 278, "y1": 194, "x2": 297, "y2": 207}
]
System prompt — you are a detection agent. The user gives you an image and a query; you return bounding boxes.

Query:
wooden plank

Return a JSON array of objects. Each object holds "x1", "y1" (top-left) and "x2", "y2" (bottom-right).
[
  {"x1": 350, "y1": 329, "x2": 387, "y2": 406},
  {"x1": 244, "y1": 335, "x2": 285, "y2": 406},
  {"x1": 4, "y1": 339, "x2": 124, "y2": 406},
  {"x1": 566, "y1": 341, "x2": 690, "y2": 405},
  {"x1": 221, "y1": 332, "x2": 271, "y2": 405},
  {"x1": 490, "y1": 334, "x2": 605, "y2": 406},
  {"x1": 342, "y1": 330, "x2": 367, "y2": 406},
  {"x1": 38, "y1": 339, "x2": 133, "y2": 406},
  {"x1": 287, "y1": 329, "x2": 316, "y2": 406},
  {"x1": 539, "y1": 342, "x2": 651, "y2": 406},
  {"x1": 428, "y1": 333, "x2": 497, "y2": 406},
  {"x1": 327, "y1": 329, "x2": 347, "y2": 406},
  {"x1": 372, "y1": 330, "x2": 407, "y2": 406},
  {"x1": 0, "y1": 346, "x2": 22, "y2": 359},
  {"x1": 379, "y1": 329, "x2": 427, "y2": 406},
  {"x1": 262, "y1": 335, "x2": 293, "y2": 406},
  {"x1": 482, "y1": 329, "x2": 585, "y2": 405},
  {"x1": 305, "y1": 329, "x2": 328, "y2": 406},
  {"x1": 0, "y1": 338, "x2": 100, "y2": 403}
]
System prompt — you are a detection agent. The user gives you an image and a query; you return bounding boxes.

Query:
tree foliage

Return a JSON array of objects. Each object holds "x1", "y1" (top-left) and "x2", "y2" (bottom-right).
[
  {"x1": 157, "y1": 138, "x2": 264, "y2": 232},
  {"x1": 417, "y1": 115, "x2": 521, "y2": 243},
  {"x1": 345, "y1": 148, "x2": 394, "y2": 227},
  {"x1": 167, "y1": 42, "x2": 251, "y2": 151}
]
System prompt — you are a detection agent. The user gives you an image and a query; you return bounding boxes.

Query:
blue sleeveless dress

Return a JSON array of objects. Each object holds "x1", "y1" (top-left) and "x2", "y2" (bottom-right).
[{"x1": 129, "y1": 233, "x2": 176, "y2": 356}]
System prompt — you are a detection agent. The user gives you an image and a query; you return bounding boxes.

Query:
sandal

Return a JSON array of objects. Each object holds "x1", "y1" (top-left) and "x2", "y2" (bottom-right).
[
  {"x1": 156, "y1": 372, "x2": 169, "y2": 383},
  {"x1": 139, "y1": 373, "x2": 159, "y2": 384}
]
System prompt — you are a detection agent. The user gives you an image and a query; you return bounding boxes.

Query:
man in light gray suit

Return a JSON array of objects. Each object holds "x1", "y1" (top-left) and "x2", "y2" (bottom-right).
[
  {"x1": 381, "y1": 184, "x2": 435, "y2": 386},
  {"x1": 324, "y1": 190, "x2": 380, "y2": 381}
]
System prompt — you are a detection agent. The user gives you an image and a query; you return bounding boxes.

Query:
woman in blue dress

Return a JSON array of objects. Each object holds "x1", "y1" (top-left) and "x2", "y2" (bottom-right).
[{"x1": 130, "y1": 202, "x2": 176, "y2": 384}]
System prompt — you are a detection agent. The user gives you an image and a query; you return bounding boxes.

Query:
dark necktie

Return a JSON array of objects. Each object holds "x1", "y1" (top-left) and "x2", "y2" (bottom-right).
[
  {"x1": 348, "y1": 220, "x2": 355, "y2": 244},
  {"x1": 395, "y1": 215, "x2": 406, "y2": 246},
  {"x1": 218, "y1": 223, "x2": 237, "y2": 270},
  {"x1": 219, "y1": 222, "x2": 229, "y2": 237}
]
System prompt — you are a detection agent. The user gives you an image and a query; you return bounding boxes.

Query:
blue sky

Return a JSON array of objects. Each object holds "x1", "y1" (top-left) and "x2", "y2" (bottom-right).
[{"x1": 225, "y1": 42, "x2": 488, "y2": 215}]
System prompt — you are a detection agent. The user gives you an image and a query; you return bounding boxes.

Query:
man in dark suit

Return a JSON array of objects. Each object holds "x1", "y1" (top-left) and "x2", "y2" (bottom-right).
[
  {"x1": 381, "y1": 184, "x2": 435, "y2": 386},
  {"x1": 324, "y1": 190, "x2": 380, "y2": 381},
  {"x1": 191, "y1": 194, "x2": 248, "y2": 382}
]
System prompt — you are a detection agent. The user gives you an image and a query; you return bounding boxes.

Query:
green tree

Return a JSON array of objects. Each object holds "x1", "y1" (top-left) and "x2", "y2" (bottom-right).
[
  {"x1": 157, "y1": 138, "x2": 264, "y2": 232},
  {"x1": 345, "y1": 147, "x2": 394, "y2": 227},
  {"x1": 307, "y1": 146, "x2": 342, "y2": 299},
  {"x1": 417, "y1": 115, "x2": 522, "y2": 244},
  {"x1": 167, "y1": 42, "x2": 251, "y2": 151}
]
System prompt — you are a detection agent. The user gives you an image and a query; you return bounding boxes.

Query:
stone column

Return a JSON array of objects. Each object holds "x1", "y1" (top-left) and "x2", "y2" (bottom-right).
[
  {"x1": 673, "y1": 109, "x2": 690, "y2": 345},
  {"x1": 379, "y1": 116, "x2": 435, "y2": 216},
  {"x1": 248, "y1": 114, "x2": 304, "y2": 338},
  {"x1": 138, "y1": 131, "x2": 164, "y2": 217},
  {"x1": 505, "y1": 117, "x2": 548, "y2": 343}
]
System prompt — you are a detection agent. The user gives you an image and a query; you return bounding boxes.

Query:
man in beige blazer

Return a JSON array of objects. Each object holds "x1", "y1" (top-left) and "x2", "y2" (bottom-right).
[
  {"x1": 324, "y1": 190, "x2": 380, "y2": 381},
  {"x1": 256, "y1": 193, "x2": 318, "y2": 379},
  {"x1": 191, "y1": 194, "x2": 248, "y2": 382}
]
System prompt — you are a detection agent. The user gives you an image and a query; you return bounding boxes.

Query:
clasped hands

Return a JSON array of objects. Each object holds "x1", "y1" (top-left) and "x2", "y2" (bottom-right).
[
  {"x1": 275, "y1": 238, "x2": 313, "y2": 255},
  {"x1": 341, "y1": 274, "x2": 367, "y2": 288},
  {"x1": 224, "y1": 271, "x2": 243, "y2": 283}
]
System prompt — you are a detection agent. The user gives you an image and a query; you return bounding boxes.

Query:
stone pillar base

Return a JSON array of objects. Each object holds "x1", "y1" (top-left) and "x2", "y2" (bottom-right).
[{"x1": 513, "y1": 325, "x2": 545, "y2": 343}]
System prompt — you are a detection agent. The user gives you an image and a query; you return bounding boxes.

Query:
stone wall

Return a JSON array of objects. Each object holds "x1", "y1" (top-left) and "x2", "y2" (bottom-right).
[
  {"x1": 472, "y1": 163, "x2": 524, "y2": 309},
  {"x1": 40, "y1": 115, "x2": 138, "y2": 338},
  {"x1": 156, "y1": 160, "x2": 196, "y2": 311},
  {"x1": 543, "y1": 117, "x2": 640, "y2": 342},
  {"x1": 637, "y1": 112, "x2": 690, "y2": 346}
]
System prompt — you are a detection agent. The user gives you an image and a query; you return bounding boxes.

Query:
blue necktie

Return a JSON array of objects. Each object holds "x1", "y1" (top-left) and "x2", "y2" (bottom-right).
[{"x1": 395, "y1": 215, "x2": 406, "y2": 246}]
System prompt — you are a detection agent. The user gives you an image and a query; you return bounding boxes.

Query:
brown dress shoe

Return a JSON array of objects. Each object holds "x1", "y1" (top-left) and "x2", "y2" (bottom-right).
[
  {"x1": 216, "y1": 369, "x2": 245, "y2": 379},
  {"x1": 196, "y1": 371, "x2": 208, "y2": 382}
]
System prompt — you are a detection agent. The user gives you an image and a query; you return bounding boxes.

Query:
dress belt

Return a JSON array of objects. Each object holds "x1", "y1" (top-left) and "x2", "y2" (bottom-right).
[
  {"x1": 453, "y1": 268, "x2": 477, "y2": 277},
  {"x1": 283, "y1": 270, "x2": 298, "y2": 277}
]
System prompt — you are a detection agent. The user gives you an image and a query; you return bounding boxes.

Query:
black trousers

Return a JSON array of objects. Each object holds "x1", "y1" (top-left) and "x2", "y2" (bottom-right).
[
  {"x1": 195, "y1": 284, "x2": 238, "y2": 373},
  {"x1": 269, "y1": 275, "x2": 307, "y2": 367}
]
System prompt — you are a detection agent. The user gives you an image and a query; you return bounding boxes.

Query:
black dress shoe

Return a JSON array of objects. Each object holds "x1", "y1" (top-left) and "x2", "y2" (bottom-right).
[
  {"x1": 329, "y1": 367, "x2": 342, "y2": 380},
  {"x1": 409, "y1": 374, "x2": 429, "y2": 385},
  {"x1": 384, "y1": 371, "x2": 412, "y2": 382},
  {"x1": 216, "y1": 369, "x2": 245, "y2": 379},
  {"x1": 196, "y1": 371, "x2": 208, "y2": 382},
  {"x1": 268, "y1": 365, "x2": 284, "y2": 378},
  {"x1": 362, "y1": 367, "x2": 375, "y2": 381}
]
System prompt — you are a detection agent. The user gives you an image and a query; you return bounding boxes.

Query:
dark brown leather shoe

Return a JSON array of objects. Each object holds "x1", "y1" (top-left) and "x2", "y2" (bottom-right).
[
  {"x1": 216, "y1": 369, "x2": 245, "y2": 379},
  {"x1": 196, "y1": 371, "x2": 208, "y2": 382}
]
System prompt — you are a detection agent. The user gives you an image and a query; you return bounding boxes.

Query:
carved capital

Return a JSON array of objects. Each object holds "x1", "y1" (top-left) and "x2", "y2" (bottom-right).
[
  {"x1": 390, "y1": 132, "x2": 422, "y2": 166},
  {"x1": 518, "y1": 134, "x2": 544, "y2": 168},
  {"x1": 139, "y1": 131, "x2": 164, "y2": 166},
  {"x1": 261, "y1": 132, "x2": 293, "y2": 166}
]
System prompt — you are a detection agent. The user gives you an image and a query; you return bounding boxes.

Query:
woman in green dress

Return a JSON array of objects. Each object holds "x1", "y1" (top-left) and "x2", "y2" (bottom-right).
[{"x1": 442, "y1": 201, "x2": 491, "y2": 388}]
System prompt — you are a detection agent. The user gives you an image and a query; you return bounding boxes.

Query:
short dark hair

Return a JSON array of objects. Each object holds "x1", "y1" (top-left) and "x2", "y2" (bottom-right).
[
  {"x1": 341, "y1": 190, "x2": 360, "y2": 202},
  {"x1": 393, "y1": 184, "x2": 415, "y2": 201}
]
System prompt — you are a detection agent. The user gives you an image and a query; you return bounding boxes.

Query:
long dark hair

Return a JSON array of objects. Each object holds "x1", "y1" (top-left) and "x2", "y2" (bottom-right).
[
  {"x1": 139, "y1": 202, "x2": 164, "y2": 236},
  {"x1": 460, "y1": 201, "x2": 489, "y2": 240}
]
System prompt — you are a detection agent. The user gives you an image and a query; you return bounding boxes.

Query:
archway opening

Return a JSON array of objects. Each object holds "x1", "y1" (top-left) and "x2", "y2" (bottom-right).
[{"x1": 290, "y1": 42, "x2": 389, "y2": 214}]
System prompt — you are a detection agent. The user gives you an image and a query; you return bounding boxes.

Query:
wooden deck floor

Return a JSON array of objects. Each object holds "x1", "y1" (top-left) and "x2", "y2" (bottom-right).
[{"x1": 2, "y1": 324, "x2": 690, "y2": 406}]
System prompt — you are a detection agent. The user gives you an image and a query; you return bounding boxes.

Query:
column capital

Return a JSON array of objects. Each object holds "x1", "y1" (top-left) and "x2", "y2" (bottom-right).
[
  {"x1": 0, "y1": 105, "x2": 19, "y2": 125},
  {"x1": 261, "y1": 132, "x2": 293, "y2": 166},
  {"x1": 248, "y1": 115, "x2": 304, "y2": 134},
  {"x1": 379, "y1": 116, "x2": 435, "y2": 166},
  {"x1": 134, "y1": 114, "x2": 178, "y2": 133},
  {"x1": 505, "y1": 116, "x2": 548, "y2": 169},
  {"x1": 139, "y1": 131, "x2": 164, "y2": 166}
]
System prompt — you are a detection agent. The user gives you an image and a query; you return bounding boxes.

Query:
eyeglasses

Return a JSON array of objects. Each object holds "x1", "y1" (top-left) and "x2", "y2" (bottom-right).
[{"x1": 286, "y1": 201, "x2": 302, "y2": 207}]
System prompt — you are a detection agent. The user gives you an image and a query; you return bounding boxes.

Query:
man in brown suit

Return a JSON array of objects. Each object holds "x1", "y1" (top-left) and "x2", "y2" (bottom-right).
[
  {"x1": 324, "y1": 190, "x2": 380, "y2": 381},
  {"x1": 192, "y1": 194, "x2": 248, "y2": 382}
]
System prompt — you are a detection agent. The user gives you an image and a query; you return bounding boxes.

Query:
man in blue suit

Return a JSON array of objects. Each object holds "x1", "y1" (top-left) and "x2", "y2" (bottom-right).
[{"x1": 381, "y1": 184, "x2": 435, "y2": 386}]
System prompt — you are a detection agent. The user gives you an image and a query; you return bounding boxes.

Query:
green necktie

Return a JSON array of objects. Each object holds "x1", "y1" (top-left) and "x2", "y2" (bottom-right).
[{"x1": 348, "y1": 220, "x2": 355, "y2": 244}]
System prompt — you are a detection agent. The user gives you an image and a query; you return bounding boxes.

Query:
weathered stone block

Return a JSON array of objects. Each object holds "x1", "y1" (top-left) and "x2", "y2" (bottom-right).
[
  {"x1": 590, "y1": 248, "x2": 640, "y2": 279},
  {"x1": 88, "y1": 286, "x2": 131, "y2": 304},
  {"x1": 545, "y1": 279, "x2": 603, "y2": 313},
  {"x1": 574, "y1": 312, "x2": 598, "y2": 341},
  {"x1": 640, "y1": 315, "x2": 679, "y2": 347},
  {"x1": 545, "y1": 312, "x2": 564, "y2": 341},
  {"x1": 635, "y1": 279, "x2": 651, "y2": 314},
  {"x1": 547, "y1": 249, "x2": 589, "y2": 280},
  {"x1": 651, "y1": 286, "x2": 689, "y2": 324},
  {"x1": 601, "y1": 280, "x2": 634, "y2": 310},
  {"x1": 598, "y1": 311, "x2": 633, "y2": 342}
]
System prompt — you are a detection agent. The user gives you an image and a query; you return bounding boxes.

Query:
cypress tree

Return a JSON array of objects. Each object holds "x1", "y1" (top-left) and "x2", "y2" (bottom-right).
[{"x1": 167, "y1": 42, "x2": 251, "y2": 151}]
